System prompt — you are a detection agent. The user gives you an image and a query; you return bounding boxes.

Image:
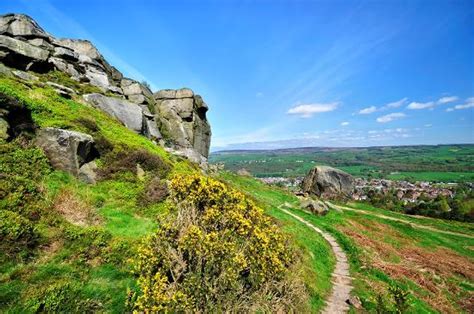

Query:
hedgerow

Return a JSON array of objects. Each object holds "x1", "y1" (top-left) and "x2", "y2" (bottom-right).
[{"x1": 132, "y1": 174, "x2": 307, "y2": 312}]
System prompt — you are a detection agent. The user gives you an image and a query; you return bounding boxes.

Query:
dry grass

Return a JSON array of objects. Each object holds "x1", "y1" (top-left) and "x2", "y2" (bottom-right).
[
  {"x1": 340, "y1": 219, "x2": 474, "y2": 313},
  {"x1": 53, "y1": 189, "x2": 100, "y2": 226}
]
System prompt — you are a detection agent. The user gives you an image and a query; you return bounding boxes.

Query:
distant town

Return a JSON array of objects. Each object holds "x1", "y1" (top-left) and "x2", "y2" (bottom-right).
[{"x1": 258, "y1": 176, "x2": 471, "y2": 203}]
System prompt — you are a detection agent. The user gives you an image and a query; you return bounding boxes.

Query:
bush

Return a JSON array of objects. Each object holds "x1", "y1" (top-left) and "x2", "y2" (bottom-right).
[
  {"x1": 98, "y1": 148, "x2": 170, "y2": 180},
  {"x1": 27, "y1": 280, "x2": 101, "y2": 312},
  {"x1": 138, "y1": 177, "x2": 169, "y2": 205},
  {"x1": 132, "y1": 174, "x2": 306, "y2": 312},
  {"x1": 0, "y1": 140, "x2": 50, "y2": 218},
  {"x1": 0, "y1": 210, "x2": 38, "y2": 254}
]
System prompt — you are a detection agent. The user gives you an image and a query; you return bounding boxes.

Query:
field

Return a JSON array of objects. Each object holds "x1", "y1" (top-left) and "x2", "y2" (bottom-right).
[
  {"x1": 219, "y1": 172, "x2": 474, "y2": 313},
  {"x1": 210, "y1": 145, "x2": 474, "y2": 182}
]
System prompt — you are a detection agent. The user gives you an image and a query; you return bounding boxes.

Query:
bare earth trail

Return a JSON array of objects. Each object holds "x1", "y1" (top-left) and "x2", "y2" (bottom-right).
[
  {"x1": 278, "y1": 206, "x2": 352, "y2": 313},
  {"x1": 327, "y1": 202, "x2": 474, "y2": 239}
]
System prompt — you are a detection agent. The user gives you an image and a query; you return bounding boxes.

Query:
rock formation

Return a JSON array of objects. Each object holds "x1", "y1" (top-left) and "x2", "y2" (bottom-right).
[
  {"x1": 154, "y1": 88, "x2": 211, "y2": 161},
  {"x1": 302, "y1": 166, "x2": 355, "y2": 199},
  {"x1": 0, "y1": 13, "x2": 211, "y2": 164},
  {"x1": 35, "y1": 127, "x2": 98, "y2": 176}
]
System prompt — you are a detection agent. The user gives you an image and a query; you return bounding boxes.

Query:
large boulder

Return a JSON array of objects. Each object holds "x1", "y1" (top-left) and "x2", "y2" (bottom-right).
[
  {"x1": 83, "y1": 93, "x2": 161, "y2": 141},
  {"x1": 154, "y1": 88, "x2": 211, "y2": 159},
  {"x1": 0, "y1": 13, "x2": 50, "y2": 39},
  {"x1": 35, "y1": 127, "x2": 98, "y2": 176},
  {"x1": 83, "y1": 93, "x2": 143, "y2": 133},
  {"x1": 302, "y1": 166, "x2": 354, "y2": 199}
]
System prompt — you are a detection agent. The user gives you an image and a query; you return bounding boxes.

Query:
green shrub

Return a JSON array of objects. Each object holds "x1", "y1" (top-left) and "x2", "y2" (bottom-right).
[
  {"x1": 0, "y1": 140, "x2": 50, "y2": 217},
  {"x1": 63, "y1": 226, "x2": 113, "y2": 263},
  {"x1": 0, "y1": 210, "x2": 38, "y2": 248},
  {"x1": 98, "y1": 148, "x2": 170, "y2": 180},
  {"x1": 138, "y1": 177, "x2": 169, "y2": 206},
  {"x1": 132, "y1": 174, "x2": 307, "y2": 312},
  {"x1": 27, "y1": 280, "x2": 101, "y2": 313}
]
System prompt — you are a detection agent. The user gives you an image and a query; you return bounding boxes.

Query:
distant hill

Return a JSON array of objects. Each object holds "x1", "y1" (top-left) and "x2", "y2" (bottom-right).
[{"x1": 210, "y1": 144, "x2": 474, "y2": 182}]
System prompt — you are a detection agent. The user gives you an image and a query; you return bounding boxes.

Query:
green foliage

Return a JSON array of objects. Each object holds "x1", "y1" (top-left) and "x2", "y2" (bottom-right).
[
  {"x1": 132, "y1": 174, "x2": 307, "y2": 312},
  {"x1": 98, "y1": 148, "x2": 170, "y2": 180},
  {"x1": 0, "y1": 140, "x2": 50, "y2": 217},
  {"x1": 26, "y1": 280, "x2": 100, "y2": 313},
  {"x1": 41, "y1": 71, "x2": 103, "y2": 95},
  {"x1": 138, "y1": 176, "x2": 169, "y2": 206},
  {"x1": 0, "y1": 210, "x2": 38, "y2": 253},
  {"x1": 210, "y1": 145, "x2": 474, "y2": 182},
  {"x1": 389, "y1": 284, "x2": 410, "y2": 313}
]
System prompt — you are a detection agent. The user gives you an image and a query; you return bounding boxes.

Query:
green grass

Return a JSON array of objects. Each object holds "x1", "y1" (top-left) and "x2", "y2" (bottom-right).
[
  {"x1": 0, "y1": 75, "x2": 178, "y2": 312},
  {"x1": 218, "y1": 172, "x2": 335, "y2": 312},
  {"x1": 345, "y1": 201, "x2": 474, "y2": 235},
  {"x1": 210, "y1": 145, "x2": 474, "y2": 182},
  {"x1": 387, "y1": 171, "x2": 474, "y2": 182},
  {"x1": 219, "y1": 171, "x2": 474, "y2": 313}
]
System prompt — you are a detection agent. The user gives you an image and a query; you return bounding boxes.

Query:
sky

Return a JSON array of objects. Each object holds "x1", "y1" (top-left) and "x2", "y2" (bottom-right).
[{"x1": 2, "y1": 0, "x2": 473, "y2": 150}]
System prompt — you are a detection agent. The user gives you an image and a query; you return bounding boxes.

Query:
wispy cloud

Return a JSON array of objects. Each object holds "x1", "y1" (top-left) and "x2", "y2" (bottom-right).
[
  {"x1": 256, "y1": 92, "x2": 264, "y2": 98},
  {"x1": 358, "y1": 106, "x2": 377, "y2": 114},
  {"x1": 407, "y1": 101, "x2": 435, "y2": 110},
  {"x1": 407, "y1": 96, "x2": 459, "y2": 110},
  {"x1": 340, "y1": 121, "x2": 350, "y2": 126},
  {"x1": 376, "y1": 112, "x2": 406, "y2": 123},
  {"x1": 437, "y1": 96, "x2": 458, "y2": 104},
  {"x1": 383, "y1": 97, "x2": 408, "y2": 109},
  {"x1": 357, "y1": 98, "x2": 408, "y2": 114},
  {"x1": 287, "y1": 102, "x2": 339, "y2": 118},
  {"x1": 446, "y1": 97, "x2": 474, "y2": 112}
]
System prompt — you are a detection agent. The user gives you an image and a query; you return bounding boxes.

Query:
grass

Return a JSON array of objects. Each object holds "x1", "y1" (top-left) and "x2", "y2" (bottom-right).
[
  {"x1": 219, "y1": 171, "x2": 474, "y2": 313},
  {"x1": 1, "y1": 73, "x2": 324, "y2": 312},
  {"x1": 218, "y1": 172, "x2": 335, "y2": 312},
  {"x1": 210, "y1": 144, "x2": 474, "y2": 182},
  {"x1": 0, "y1": 74, "x2": 179, "y2": 312}
]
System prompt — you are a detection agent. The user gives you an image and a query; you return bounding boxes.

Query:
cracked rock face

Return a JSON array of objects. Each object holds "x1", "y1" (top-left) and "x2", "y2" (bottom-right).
[
  {"x1": 0, "y1": 13, "x2": 212, "y2": 166},
  {"x1": 35, "y1": 127, "x2": 98, "y2": 176},
  {"x1": 154, "y1": 88, "x2": 211, "y2": 159},
  {"x1": 302, "y1": 166, "x2": 355, "y2": 199}
]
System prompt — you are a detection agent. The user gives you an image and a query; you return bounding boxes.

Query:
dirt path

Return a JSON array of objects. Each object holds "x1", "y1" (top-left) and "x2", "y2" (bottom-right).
[
  {"x1": 278, "y1": 206, "x2": 352, "y2": 313},
  {"x1": 328, "y1": 202, "x2": 474, "y2": 239}
]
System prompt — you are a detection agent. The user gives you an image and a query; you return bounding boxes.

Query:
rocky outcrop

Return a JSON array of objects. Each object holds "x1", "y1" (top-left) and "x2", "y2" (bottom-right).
[
  {"x1": 0, "y1": 13, "x2": 212, "y2": 166},
  {"x1": 35, "y1": 127, "x2": 98, "y2": 176},
  {"x1": 300, "y1": 197, "x2": 329, "y2": 215},
  {"x1": 302, "y1": 166, "x2": 354, "y2": 199},
  {"x1": 154, "y1": 88, "x2": 211, "y2": 160},
  {"x1": 0, "y1": 92, "x2": 36, "y2": 140},
  {"x1": 83, "y1": 93, "x2": 161, "y2": 140}
]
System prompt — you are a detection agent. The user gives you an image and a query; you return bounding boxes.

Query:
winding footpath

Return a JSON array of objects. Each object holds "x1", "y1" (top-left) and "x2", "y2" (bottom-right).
[
  {"x1": 278, "y1": 206, "x2": 352, "y2": 313},
  {"x1": 327, "y1": 202, "x2": 474, "y2": 239}
]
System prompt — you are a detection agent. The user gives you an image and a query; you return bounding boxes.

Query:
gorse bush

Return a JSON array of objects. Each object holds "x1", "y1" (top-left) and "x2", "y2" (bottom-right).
[{"x1": 132, "y1": 174, "x2": 306, "y2": 312}]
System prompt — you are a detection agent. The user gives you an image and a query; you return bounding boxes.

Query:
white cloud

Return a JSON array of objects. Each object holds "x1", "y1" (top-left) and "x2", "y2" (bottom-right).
[
  {"x1": 406, "y1": 101, "x2": 435, "y2": 110},
  {"x1": 446, "y1": 97, "x2": 474, "y2": 112},
  {"x1": 340, "y1": 121, "x2": 350, "y2": 126},
  {"x1": 384, "y1": 97, "x2": 408, "y2": 109},
  {"x1": 256, "y1": 92, "x2": 264, "y2": 97},
  {"x1": 437, "y1": 96, "x2": 458, "y2": 104},
  {"x1": 358, "y1": 106, "x2": 377, "y2": 114},
  {"x1": 424, "y1": 124, "x2": 432, "y2": 127},
  {"x1": 287, "y1": 102, "x2": 339, "y2": 118},
  {"x1": 376, "y1": 112, "x2": 406, "y2": 123}
]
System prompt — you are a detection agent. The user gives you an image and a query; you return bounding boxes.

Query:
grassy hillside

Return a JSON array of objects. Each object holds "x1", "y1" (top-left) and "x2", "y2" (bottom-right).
[
  {"x1": 219, "y1": 172, "x2": 474, "y2": 313},
  {"x1": 0, "y1": 73, "x2": 333, "y2": 312},
  {"x1": 210, "y1": 145, "x2": 474, "y2": 182}
]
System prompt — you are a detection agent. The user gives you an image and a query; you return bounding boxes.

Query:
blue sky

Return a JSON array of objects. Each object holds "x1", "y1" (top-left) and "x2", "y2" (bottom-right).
[{"x1": 2, "y1": 0, "x2": 473, "y2": 150}]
